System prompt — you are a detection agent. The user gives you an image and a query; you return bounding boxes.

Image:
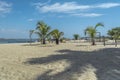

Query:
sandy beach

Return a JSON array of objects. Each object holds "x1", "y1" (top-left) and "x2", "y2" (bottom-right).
[
  {"x1": 0, "y1": 42, "x2": 120, "y2": 80},
  {"x1": 1, "y1": 0, "x2": 120, "y2": 79}
]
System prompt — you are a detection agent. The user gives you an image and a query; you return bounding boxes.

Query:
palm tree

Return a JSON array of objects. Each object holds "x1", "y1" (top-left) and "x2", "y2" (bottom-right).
[
  {"x1": 85, "y1": 22, "x2": 104, "y2": 45},
  {"x1": 52, "y1": 29, "x2": 64, "y2": 45},
  {"x1": 73, "y1": 34, "x2": 80, "y2": 40},
  {"x1": 35, "y1": 21, "x2": 52, "y2": 44},
  {"x1": 29, "y1": 30, "x2": 34, "y2": 45},
  {"x1": 107, "y1": 27, "x2": 120, "y2": 39},
  {"x1": 108, "y1": 27, "x2": 120, "y2": 47}
]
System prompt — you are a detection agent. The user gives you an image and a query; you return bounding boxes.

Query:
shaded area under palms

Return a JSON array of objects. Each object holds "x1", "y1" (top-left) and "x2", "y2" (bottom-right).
[{"x1": 24, "y1": 48, "x2": 120, "y2": 80}]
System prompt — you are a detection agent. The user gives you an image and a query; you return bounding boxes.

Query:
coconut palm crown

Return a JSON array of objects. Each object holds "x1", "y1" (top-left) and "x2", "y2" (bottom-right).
[
  {"x1": 52, "y1": 29, "x2": 64, "y2": 45},
  {"x1": 35, "y1": 21, "x2": 52, "y2": 44}
]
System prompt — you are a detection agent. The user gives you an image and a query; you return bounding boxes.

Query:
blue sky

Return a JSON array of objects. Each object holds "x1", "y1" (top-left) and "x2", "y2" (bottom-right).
[{"x1": 0, "y1": 0, "x2": 120, "y2": 39}]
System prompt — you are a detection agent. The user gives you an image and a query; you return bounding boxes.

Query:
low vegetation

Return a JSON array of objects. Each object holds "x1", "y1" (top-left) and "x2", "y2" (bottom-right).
[{"x1": 73, "y1": 34, "x2": 80, "y2": 40}]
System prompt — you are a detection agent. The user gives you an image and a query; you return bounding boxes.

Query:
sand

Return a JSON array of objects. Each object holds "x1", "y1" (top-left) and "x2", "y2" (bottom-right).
[{"x1": 0, "y1": 42, "x2": 120, "y2": 80}]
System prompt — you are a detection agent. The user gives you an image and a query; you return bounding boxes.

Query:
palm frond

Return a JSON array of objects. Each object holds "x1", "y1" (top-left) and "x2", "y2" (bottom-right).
[
  {"x1": 95, "y1": 22, "x2": 104, "y2": 29},
  {"x1": 84, "y1": 26, "x2": 96, "y2": 38},
  {"x1": 52, "y1": 29, "x2": 64, "y2": 39}
]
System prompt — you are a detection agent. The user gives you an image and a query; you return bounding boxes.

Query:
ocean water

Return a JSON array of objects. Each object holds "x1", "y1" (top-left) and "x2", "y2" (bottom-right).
[{"x1": 0, "y1": 39, "x2": 37, "y2": 44}]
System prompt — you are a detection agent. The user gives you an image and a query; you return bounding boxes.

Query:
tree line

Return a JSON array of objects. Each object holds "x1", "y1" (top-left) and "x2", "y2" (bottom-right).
[{"x1": 30, "y1": 21, "x2": 120, "y2": 46}]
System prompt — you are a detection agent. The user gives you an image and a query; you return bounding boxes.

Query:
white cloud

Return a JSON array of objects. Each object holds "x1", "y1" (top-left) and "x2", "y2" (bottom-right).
[
  {"x1": 0, "y1": 0, "x2": 12, "y2": 14},
  {"x1": 34, "y1": 2, "x2": 91, "y2": 13},
  {"x1": 72, "y1": 13, "x2": 103, "y2": 17},
  {"x1": 97, "y1": 3, "x2": 120, "y2": 8},
  {"x1": 33, "y1": 0, "x2": 51, "y2": 6},
  {"x1": 34, "y1": 2, "x2": 120, "y2": 13},
  {"x1": 33, "y1": 2, "x2": 120, "y2": 17}
]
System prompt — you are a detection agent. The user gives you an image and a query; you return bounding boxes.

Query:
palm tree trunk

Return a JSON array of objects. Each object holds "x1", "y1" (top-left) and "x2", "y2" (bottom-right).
[
  {"x1": 42, "y1": 38, "x2": 46, "y2": 44},
  {"x1": 92, "y1": 38, "x2": 95, "y2": 45},
  {"x1": 115, "y1": 39, "x2": 117, "y2": 47},
  {"x1": 56, "y1": 39, "x2": 59, "y2": 45},
  {"x1": 103, "y1": 36, "x2": 105, "y2": 46},
  {"x1": 29, "y1": 36, "x2": 32, "y2": 45},
  {"x1": 99, "y1": 33, "x2": 101, "y2": 42}
]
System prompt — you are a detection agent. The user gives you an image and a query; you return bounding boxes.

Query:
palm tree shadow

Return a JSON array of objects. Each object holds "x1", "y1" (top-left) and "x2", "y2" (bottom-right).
[
  {"x1": 24, "y1": 48, "x2": 120, "y2": 80},
  {"x1": 76, "y1": 45, "x2": 90, "y2": 47},
  {"x1": 22, "y1": 44, "x2": 40, "y2": 46},
  {"x1": 22, "y1": 44, "x2": 54, "y2": 47}
]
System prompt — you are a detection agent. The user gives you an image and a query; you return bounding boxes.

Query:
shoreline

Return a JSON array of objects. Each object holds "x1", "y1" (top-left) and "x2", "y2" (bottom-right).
[
  {"x1": 0, "y1": 42, "x2": 30, "y2": 45},
  {"x1": 0, "y1": 41, "x2": 120, "y2": 47}
]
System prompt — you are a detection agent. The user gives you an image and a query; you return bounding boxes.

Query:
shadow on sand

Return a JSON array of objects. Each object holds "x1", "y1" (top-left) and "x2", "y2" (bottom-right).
[
  {"x1": 22, "y1": 44, "x2": 40, "y2": 46},
  {"x1": 24, "y1": 48, "x2": 120, "y2": 80},
  {"x1": 22, "y1": 43, "x2": 54, "y2": 47}
]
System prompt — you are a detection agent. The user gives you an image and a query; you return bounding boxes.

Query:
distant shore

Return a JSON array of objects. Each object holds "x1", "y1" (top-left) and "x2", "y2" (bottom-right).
[{"x1": 0, "y1": 39, "x2": 38, "y2": 44}]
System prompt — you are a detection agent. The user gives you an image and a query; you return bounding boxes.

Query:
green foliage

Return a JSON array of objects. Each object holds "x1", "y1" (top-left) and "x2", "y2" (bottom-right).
[
  {"x1": 36, "y1": 21, "x2": 51, "y2": 38},
  {"x1": 107, "y1": 27, "x2": 120, "y2": 40},
  {"x1": 73, "y1": 34, "x2": 80, "y2": 40},
  {"x1": 52, "y1": 29, "x2": 64, "y2": 39},
  {"x1": 85, "y1": 27, "x2": 96, "y2": 38},
  {"x1": 29, "y1": 21, "x2": 65, "y2": 45},
  {"x1": 29, "y1": 30, "x2": 34, "y2": 38},
  {"x1": 51, "y1": 29, "x2": 64, "y2": 45},
  {"x1": 35, "y1": 21, "x2": 52, "y2": 44},
  {"x1": 95, "y1": 22, "x2": 104, "y2": 29}
]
